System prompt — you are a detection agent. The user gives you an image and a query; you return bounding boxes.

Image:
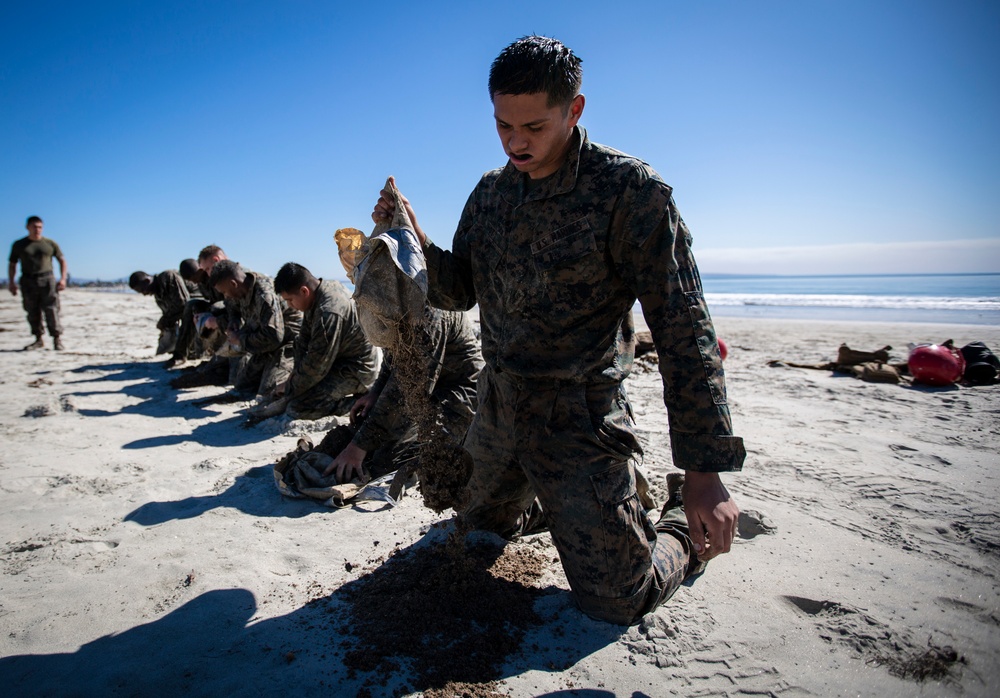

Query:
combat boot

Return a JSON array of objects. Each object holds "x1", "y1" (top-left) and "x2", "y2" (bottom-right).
[
  {"x1": 25, "y1": 336, "x2": 44, "y2": 350},
  {"x1": 655, "y1": 472, "x2": 708, "y2": 578},
  {"x1": 53, "y1": 335, "x2": 65, "y2": 351}
]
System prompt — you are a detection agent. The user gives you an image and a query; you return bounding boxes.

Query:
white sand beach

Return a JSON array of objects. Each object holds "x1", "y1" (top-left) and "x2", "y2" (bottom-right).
[{"x1": 1, "y1": 288, "x2": 998, "y2": 696}]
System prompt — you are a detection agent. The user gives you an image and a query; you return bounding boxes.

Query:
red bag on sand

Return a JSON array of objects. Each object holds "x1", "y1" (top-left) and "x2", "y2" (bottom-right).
[{"x1": 908, "y1": 341, "x2": 966, "y2": 386}]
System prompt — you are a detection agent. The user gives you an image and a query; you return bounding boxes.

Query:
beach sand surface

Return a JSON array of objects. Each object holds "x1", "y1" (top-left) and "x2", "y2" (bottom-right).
[{"x1": 1, "y1": 289, "x2": 998, "y2": 696}]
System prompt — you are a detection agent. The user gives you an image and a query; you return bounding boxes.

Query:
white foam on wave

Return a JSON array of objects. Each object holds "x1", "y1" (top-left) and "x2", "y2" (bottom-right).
[{"x1": 704, "y1": 293, "x2": 1000, "y2": 311}]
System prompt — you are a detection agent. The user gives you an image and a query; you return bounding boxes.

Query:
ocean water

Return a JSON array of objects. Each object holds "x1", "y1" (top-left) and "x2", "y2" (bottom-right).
[{"x1": 700, "y1": 273, "x2": 1000, "y2": 326}]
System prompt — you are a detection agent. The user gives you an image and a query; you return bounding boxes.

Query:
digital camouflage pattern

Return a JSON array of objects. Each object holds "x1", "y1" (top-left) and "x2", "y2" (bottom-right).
[
  {"x1": 423, "y1": 126, "x2": 745, "y2": 624},
  {"x1": 151, "y1": 270, "x2": 190, "y2": 331},
  {"x1": 285, "y1": 279, "x2": 379, "y2": 420},
  {"x1": 231, "y1": 271, "x2": 302, "y2": 398},
  {"x1": 463, "y1": 372, "x2": 692, "y2": 624},
  {"x1": 352, "y1": 308, "x2": 483, "y2": 456},
  {"x1": 426, "y1": 127, "x2": 744, "y2": 472}
]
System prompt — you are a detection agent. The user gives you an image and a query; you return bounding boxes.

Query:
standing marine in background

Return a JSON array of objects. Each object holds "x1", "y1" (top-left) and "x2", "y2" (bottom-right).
[{"x1": 8, "y1": 216, "x2": 69, "y2": 350}]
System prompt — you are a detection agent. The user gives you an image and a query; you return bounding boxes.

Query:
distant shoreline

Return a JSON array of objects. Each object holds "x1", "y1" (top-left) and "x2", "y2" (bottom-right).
[{"x1": 706, "y1": 303, "x2": 1000, "y2": 327}]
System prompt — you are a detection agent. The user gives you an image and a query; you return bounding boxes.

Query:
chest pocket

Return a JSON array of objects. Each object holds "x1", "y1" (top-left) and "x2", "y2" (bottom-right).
[
  {"x1": 531, "y1": 218, "x2": 595, "y2": 267},
  {"x1": 476, "y1": 223, "x2": 506, "y2": 272},
  {"x1": 531, "y1": 218, "x2": 604, "y2": 307}
]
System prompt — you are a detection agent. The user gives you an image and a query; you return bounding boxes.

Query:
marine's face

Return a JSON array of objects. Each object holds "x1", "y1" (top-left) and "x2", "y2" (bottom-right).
[
  {"x1": 26, "y1": 221, "x2": 44, "y2": 240},
  {"x1": 214, "y1": 278, "x2": 240, "y2": 300},
  {"x1": 493, "y1": 92, "x2": 584, "y2": 180},
  {"x1": 280, "y1": 288, "x2": 312, "y2": 312},
  {"x1": 198, "y1": 254, "x2": 223, "y2": 275}
]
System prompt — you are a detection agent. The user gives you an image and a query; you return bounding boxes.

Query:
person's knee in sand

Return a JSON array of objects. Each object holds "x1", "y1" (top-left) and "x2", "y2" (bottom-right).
[
  {"x1": 322, "y1": 306, "x2": 483, "y2": 497},
  {"x1": 209, "y1": 259, "x2": 302, "y2": 401},
  {"x1": 258, "y1": 261, "x2": 380, "y2": 421},
  {"x1": 128, "y1": 268, "x2": 191, "y2": 356}
]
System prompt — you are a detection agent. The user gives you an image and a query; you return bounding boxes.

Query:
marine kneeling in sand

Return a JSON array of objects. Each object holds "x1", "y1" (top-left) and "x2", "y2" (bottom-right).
[
  {"x1": 208, "y1": 260, "x2": 302, "y2": 400},
  {"x1": 250, "y1": 261, "x2": 382, "y2": 420},
  {"x1": 325, "y1": 307, "x2": 484, "y2": 490},
  {"x1": 371, "y1": 36, "x2": 745, "y2": 626},
  {"x1": 128, "y1": 268, "x2": 191, "y2": 355}
]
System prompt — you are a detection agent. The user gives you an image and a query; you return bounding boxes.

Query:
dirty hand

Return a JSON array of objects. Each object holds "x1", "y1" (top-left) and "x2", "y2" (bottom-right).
[
  {"x1": 682, "y1": 471, "x2": 739, "y2": 562},
  {"x1": 225, "y1": 329, "x2": 241, "y2": 347},
  {"x1": 324, "y1": 442, "x2": 368, "y2": 483},
  {"x1": 349, "y1": 392, "x2": 378, "y2": 427},
  {"x1": 371, "y1": 176, "x2": 427, "y2": 246}
]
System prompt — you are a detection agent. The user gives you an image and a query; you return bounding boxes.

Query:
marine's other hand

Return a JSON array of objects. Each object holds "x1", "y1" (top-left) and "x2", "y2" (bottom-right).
[
  {"x1": 371, "y1": 176, "x2": 427, "y2": 245},
  {"x1": 349, "y1": 392, "x2": 377, "y2": 427},
  {"x1": 324, "y1": 442, "x2": 369, "y2": 483},
  {"x1": 682, "y1": 471, "x2": 739, "y2": 562}
]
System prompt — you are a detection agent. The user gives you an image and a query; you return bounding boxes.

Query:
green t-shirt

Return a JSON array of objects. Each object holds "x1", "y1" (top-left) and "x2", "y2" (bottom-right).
[{"x1": 9, "y1": 237, "x2": 63, "y2": 276}]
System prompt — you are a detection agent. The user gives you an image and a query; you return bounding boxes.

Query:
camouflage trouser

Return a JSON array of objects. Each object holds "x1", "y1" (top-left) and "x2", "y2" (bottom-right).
[
  {"x1": 20, "y1": 273, "x2": 62, "y2": 337},
  {"x1": 462, "y1": 367, "x2": 691, "y2": 626},
  {"x1": 286, "y1": 362, "x2": 377, "y2": 420},
  {"x1": 233, "y1": 344, "x2": 294, "y2": 399}
]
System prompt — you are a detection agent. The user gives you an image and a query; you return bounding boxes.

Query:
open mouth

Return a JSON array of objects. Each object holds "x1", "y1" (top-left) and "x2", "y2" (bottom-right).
[{"x1": 509, "y1": 152, "x2": 532, "y2": 164}]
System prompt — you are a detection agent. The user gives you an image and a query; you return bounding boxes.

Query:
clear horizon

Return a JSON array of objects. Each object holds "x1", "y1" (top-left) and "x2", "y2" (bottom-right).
[
  {"x1": 3, "y1": 1, "x2": 998, "y2": 279},
  {"x1": 34, "y1": 271, "x2": 1000, "y2": 284}
]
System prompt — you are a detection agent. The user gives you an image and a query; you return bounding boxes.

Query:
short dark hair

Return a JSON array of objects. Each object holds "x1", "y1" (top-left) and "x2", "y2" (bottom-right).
[
  {"x1": 128, "y1": 271, "x2": 151, "y2": 291},
  {"x1": 488, "y1": 36, "x2": 582, "y2": 107},
  {"x1": 274, "y1": 262, "x2": 318, "y2": 295},
  {"x1": 26, "y1": 215, "x2": 43, "y2": 226},
  {"x1": 198, "y1": 244, "x2": 224, "y2": 262},
  {"x1": 179, "y1": 258, "x2": 200, "y2": 281},
  {"x1": 208, "y1": 259, "x2": 241, "y2": 287}
]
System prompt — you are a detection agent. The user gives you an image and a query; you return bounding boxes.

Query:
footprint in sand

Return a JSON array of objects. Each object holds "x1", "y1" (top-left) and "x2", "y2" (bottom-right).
[
  {"x1": 738, "y1": 509, "x2": 776, "y2": 539},
  {"x1": 23, "y1": 404, "x2": 53, "y2": 418},
  {"x1": 70, "y1": 538, "x2": 120, "y2": 551},
  {"x1": 781, "y1": 595, "x2": 964, "y2": 681}
]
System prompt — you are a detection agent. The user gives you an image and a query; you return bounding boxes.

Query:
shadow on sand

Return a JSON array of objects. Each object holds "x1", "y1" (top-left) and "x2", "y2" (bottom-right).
[
  {"x1": 118, "y1": 413, "x2": 276, "y2": 449},
  {"x1": 0, "y1": 533, "x2": 627, "y2": 696},
  {"x1": 67, "y1": 360, "x2": 232, "y2": 421},
  {"x1": 124, "y1": 464, "x2": 328, "y2": 524}
]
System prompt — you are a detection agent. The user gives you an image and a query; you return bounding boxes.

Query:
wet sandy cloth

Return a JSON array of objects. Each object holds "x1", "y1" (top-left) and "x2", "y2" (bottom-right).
[
  {"x1": 273, "y1": 429, "x2": 398, "y2": 508},
  {"x1": 348, "y1": 178, "x2": 428, "y2": 348}
]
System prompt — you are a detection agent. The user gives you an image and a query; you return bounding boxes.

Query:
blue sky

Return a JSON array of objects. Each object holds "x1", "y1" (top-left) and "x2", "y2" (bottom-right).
[{"x1": 2, "y1": 0, "x2": 998, "y2": 281}]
